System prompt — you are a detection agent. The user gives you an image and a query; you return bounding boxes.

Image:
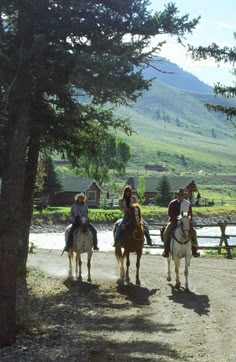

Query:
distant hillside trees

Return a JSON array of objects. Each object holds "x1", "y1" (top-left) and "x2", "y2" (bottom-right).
[
  {"x1": 188, "y1": 33, "x2": 236, "y2": 123},
  {"x1": 137, "y1": 176, "x2": 145, "y2": 204},
  {"x1": 155, "y1": 175, "x2": 172, "y2": 207},
  {"x1": 67, "y1": 135, "x2": 130, "y2": 185}
]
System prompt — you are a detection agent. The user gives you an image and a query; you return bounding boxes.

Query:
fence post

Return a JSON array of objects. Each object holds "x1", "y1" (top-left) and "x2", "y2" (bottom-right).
[{"x1": 218, "y1": 221, "x2": 232, "y2": 259}]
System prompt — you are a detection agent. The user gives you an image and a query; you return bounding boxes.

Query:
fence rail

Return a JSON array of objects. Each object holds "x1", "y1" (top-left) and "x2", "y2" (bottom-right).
[{"x1": 148, "y1": 221, "x2": 236, "y2": 259}]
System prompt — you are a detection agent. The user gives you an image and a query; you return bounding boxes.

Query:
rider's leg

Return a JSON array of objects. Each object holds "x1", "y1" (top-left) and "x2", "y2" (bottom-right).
[
  {"x1": 113, "y1": 215, "x2": 129, "y2": 246},
  {"x1": 65, "y1": 223, "x2": 77, "y2": 252},
  {"x1": 89, "y1": 223, "x2": 99, "y2": 251},
  {"x1": 113, "y1": 221, "x2": 123, "y2": 246},
  {"x1": 143, "y1": 220, "x2": 153, "y2": 245},
  {"x1": 190, "y1": 226, "x2": 200, "y2": 257},
  {"x1": 162, "y1": 222, "x2": 174, "y2": 257}
]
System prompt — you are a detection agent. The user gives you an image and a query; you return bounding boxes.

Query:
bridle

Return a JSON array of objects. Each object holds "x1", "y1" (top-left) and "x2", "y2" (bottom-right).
[
  {"x1": 133, "y1": 222, "x2": 144, "y2": 241},
  {"x1": 172, "y1": 216, "x2": 191, "y2": 245}
]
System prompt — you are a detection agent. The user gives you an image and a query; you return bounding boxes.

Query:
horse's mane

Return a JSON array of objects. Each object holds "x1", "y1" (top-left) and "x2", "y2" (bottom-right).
[{"x1": 129, "y1": 203, "x2": 142, "y2": 222}]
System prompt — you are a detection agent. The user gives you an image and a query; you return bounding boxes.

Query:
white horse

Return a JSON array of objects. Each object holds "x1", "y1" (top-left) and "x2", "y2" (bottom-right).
[
  {"x1": 167, "y1": 213, "x2": 192, "y2": 291},
  {"x1": 65, "y1": 217, "x2": 93, "y2": 282}
]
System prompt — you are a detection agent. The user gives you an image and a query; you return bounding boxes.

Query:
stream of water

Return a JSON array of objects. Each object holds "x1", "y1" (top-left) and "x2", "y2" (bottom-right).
[{"x1": 29, "y1": 226, "x2": 236, "y2": 255}]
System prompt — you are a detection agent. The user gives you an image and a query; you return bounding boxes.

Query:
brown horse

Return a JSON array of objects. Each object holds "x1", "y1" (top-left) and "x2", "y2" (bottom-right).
[{"x1": 114, "y1": 203, "x2": 144, "y2": 285}]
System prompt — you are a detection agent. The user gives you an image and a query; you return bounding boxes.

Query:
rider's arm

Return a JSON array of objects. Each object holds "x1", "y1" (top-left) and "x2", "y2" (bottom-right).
[
  {"x1": 168, "y1": 201, "x2": 177, "y2": 221},
  {"x1": 119, "y1": 199, "x2": 127, "y2": 213},
  {"x1": 70, "y1": 203, "x2": 80, "y2": 223},
  {"x1": 189, "y1": 203, "x2": 193, "y2": 221}
]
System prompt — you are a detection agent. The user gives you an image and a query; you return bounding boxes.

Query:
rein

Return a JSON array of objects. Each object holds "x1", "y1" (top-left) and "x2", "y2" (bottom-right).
[{"x1": 133, "y1": 223, "x2": 144, "y2": 241}]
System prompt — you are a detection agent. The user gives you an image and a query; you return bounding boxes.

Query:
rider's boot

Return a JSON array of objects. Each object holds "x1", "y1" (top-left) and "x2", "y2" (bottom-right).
[
  {"x1": 162, "y1": 239, "x2": 170, "y2": 258},
  {"x1": 93, "y1": 237, "x2": 99, "y2": 251},
  {"x1": 192, "y1": 245, "x2": 200, "y2": 257},
  {"x1": 64, "y1": 236, "x2": 72, "y2": 253},
  {"x1": 144, "y1": 230, "x2": 153, "y2": 245}
]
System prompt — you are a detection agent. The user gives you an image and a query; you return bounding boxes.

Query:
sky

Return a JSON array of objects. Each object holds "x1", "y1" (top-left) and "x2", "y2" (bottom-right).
[{"x1": 148, "y1": 0, "x2": 235, "y2": 86}]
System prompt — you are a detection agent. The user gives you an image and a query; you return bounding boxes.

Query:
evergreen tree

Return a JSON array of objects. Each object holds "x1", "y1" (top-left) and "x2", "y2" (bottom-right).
[
  {"x1": 43, "y1": 157, "x2": 63, "y2": 195},
  {"x1": 188, "y1": 33, "x2": 236, "y2": 123},
  {"x1": 137, "y1": 176, "x2": 145, "y2": 204},
  {"x1": 155, "y1": 175, "x2": 172, "y2": 207}
]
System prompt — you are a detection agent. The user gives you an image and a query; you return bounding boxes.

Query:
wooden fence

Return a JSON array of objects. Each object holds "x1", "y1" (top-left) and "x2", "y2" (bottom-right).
[{"x1": 148, "y1": 221, "x2": 236, "y2": 259}]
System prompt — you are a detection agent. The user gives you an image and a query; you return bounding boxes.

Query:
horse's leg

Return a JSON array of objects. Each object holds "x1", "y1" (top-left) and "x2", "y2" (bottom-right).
[
  {"x1": 75, "y1": 253, "x2": 78, "y2": 279},
  {"x1": 184, "y1": 255, "x2": 191, "y2": 291},
  {"x1": 77, "y1": 254, "x2": 82, "y2": 281},
  {"x1": 167, "y1": 255, "x2": 171, "y2": 282},
  {"x1": 125, "y1": 252, "x2": 130, "y2": 284},
  {"x1": 68, "y1": 251, "x2": 73, "y2": 277},
  {"x1": 87, "y1": 251, "x2": 92, "y2": 283},
  {"x1": 174, "y1": 256, "x2": 181, "y2": 289},
  {"x1": 136, "y1": 251, "x2": 142, "y2": 286},
  {"x1": 120, "y1": 253, "x2": 125, "y2": 284}
]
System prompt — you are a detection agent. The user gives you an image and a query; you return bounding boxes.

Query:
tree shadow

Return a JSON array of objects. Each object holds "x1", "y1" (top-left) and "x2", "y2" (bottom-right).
[
  {"x1": 168, "y1": 284, "x2": 210, "y2": 316},
  {"x1": 116, "y1": 283, "x2": 158, "y2": 306},
  {"x1": 11, "y1": 271, "x2": 199, "y2": 362}
]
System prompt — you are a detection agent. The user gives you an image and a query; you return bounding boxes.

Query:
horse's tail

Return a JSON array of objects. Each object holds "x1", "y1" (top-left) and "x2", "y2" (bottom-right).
[{"x1": 115, "y1": 246, "x2": 122, "y2": 265}]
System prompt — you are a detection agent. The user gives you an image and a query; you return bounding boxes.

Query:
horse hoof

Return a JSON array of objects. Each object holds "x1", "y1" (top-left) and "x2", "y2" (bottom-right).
[
  {"x1": 87, "y1": 278, "x2": 91, "y2": 283},
  {"x1": 185, "y1": 288, "x2": 190, "y2": 293},
  {"x1": 136, "y1": 279, "x2": 141, "y2": 286},
  {"x1": 175, "y1": 283, "x2": 181, "y2": 289},
  {"x1": 167, "y1": 276, "x2": 171, "y2": 282}
]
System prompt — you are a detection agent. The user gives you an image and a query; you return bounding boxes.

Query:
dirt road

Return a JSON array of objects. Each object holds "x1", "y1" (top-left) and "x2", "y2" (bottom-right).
[{"x1": 1, "y1": 249, "x2": 236, "y2": 362}]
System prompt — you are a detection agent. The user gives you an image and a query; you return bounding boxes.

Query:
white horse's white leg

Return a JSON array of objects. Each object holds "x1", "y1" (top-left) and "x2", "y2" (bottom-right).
[
  {"x1": 68, "y1": 252, "x2": 73, "y2": 277},
  {"x1": 77, "y1": 254, "x2": 82, "y2": 281},
  {"x1": 167, "y1": 256, "x2": 171, "y2": 282},
  {"x1": 87, "y1": 251, "x2": 92, "y2": 283},
  {"x1": 174, "y1": 257, "x2": 181, "y2": 288},
  {"x1": 184, "y1": 256, "x2": 191, "y2": 291},
  {"x1": 75, "y1": 253, "x2": 78, "y2": 279}
]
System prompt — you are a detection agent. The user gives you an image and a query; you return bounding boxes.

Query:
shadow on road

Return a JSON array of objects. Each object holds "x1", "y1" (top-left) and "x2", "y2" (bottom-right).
[
  {"x1": 117, "y1": 283, "x2": 158, "y2": 306},
  {"x1": 168, "y1": 284, "x2": 210, "y2": 316}
]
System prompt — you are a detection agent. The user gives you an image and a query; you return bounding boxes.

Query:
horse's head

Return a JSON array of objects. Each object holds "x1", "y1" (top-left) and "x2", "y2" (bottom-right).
[
  {"x1": 177, "y1": 212, "x2": 191, "y2": 239},
  {"x1": 129, "y1": 203, "x2": 142, "y2": 224}
]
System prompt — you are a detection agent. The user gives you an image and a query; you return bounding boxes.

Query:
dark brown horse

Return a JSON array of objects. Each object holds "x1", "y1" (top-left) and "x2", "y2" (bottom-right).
[{"x1": 114, "y1": 203, "x2": 144, "y2": 285}]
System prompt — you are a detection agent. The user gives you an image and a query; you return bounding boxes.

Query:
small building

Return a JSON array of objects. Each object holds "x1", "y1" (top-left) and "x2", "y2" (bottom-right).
[
  {"x1": 50, "y1": 176, "x2": 103, "y2": 208},
  {"x1": 126, "y1": 176, "x2": 198, "y2": 204}
]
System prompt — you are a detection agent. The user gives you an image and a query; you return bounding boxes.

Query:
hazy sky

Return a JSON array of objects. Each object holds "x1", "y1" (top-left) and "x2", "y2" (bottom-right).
[{"x1": 148, "y1": 0, "x2": 235, "y2": 86}]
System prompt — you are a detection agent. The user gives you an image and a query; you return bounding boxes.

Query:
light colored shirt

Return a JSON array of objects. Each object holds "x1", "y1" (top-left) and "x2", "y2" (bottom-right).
[{"x1": 70, "y1": 202, "x2": 88, "y2": 222}]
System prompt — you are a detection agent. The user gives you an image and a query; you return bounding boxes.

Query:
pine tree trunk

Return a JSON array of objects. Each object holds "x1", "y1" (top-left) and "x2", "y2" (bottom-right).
[
  {"x1": 17, "y1": 137, "x2": 40, "y2": 275},
  {"x1": 0, "y1": 91, "x2": 30, "y2": 346},
  {"x1": 0, "y1": 4, "x2": 33, "y2": 345}
]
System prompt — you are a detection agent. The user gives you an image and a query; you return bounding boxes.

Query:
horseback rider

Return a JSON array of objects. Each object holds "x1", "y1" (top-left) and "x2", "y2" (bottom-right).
[
  {"x1": 113, "y1": 185, "x2": 152, "y2": 246},
  {"x1": 64, "y1": 193, "x2": 99, "y2": 252},
  {"x1": 162, "y1": 188, "x2": 200, "y2": 258}
]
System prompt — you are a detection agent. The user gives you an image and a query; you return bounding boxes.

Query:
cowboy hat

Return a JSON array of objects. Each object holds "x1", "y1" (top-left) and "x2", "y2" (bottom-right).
[
  {"x1": 74, "y1": 192, "x2": 86, "y2": 201},
  {"x1": 175, "y1": 188, "x2": 187, "y2": 196}
]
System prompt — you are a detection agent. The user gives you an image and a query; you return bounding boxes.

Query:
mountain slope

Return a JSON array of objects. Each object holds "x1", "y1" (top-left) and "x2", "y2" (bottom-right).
[{"x1": 114, "y1": 61, "x2": 236, "y2": 175}]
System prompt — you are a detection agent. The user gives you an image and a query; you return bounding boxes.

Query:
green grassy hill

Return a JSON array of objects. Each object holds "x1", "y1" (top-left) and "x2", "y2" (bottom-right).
[{"x1": 114, "y1": 73, "x2": 236, "y2": 176}]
